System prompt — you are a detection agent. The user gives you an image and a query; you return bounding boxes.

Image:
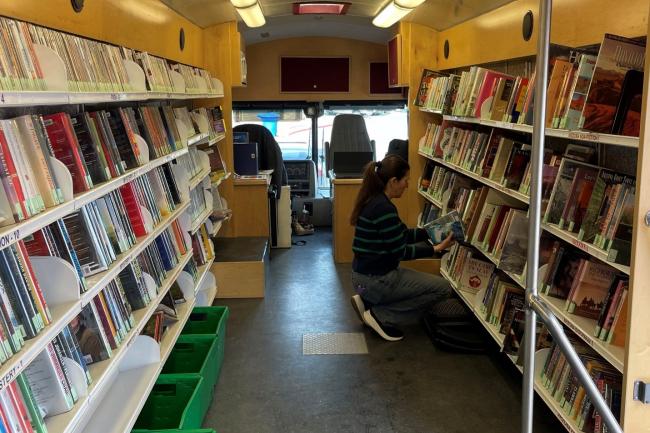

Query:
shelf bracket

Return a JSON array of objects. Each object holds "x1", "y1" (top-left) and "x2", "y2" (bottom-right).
[{"x1": 634, "y1": 381, "x2": 650, "y2": 404}]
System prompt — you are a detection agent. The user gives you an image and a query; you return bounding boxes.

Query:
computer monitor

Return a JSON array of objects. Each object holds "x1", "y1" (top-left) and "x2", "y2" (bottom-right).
[
  {"x1": 233, "y1": 131, "x2": 249, "y2": 144},
  {"x1": 332, "y1": 151, "x2": 374, "y2": 178}
]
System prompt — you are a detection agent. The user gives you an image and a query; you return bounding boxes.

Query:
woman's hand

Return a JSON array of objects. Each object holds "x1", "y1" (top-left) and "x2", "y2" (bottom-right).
[{"x1": 433, "y1": 232, "x2": 456, "y2": 253}]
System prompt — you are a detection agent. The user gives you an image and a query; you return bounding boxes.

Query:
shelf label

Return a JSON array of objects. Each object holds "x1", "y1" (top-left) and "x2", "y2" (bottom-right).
[
  {"x1": 0, "y1": 360, "x2": 24, "y2": 390},
  {"x1": 0, "y1": 230, "x2": 20, "y2": 248},
  {"x1": 568, "y1": 131, "x2": 600, "y2": 143},
  {"x1": 123, "y1": 170, "x2": 138, "y2": 185},
  {"x1": 571, "y1": 238, "x2": 589, "y2": 251}
]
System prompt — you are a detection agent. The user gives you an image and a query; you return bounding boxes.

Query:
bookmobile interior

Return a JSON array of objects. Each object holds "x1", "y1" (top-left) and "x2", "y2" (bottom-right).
[{"x1": 0, "y1": 0, "x2": 645, "y2": 432}]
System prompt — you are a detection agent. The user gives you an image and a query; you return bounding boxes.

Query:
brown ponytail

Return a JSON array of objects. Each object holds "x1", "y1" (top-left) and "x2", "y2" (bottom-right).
[{"x1": 350, "y1": 155, "x2": 409, "y2": 225}]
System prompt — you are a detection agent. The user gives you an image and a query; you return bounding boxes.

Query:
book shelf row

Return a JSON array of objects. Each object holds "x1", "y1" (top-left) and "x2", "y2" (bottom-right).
[
  {"x1": 419, "y1": 152, "x2": 633, "y2": 275},
  {"x1": 0, "y1": 16, "x2": 224, "y2": 103},
  {"x1": 0, "y1": 99, "x2": 224, "y2": 256},
  {"x1": 44, "y1": 251, "x2": 193, "y2": 433},
  {"x1": 422, "y1": 168, "x2": 628, "y2": 371},
  {"x1": 438, "y1": 255, "x2": 622, "y2": 433},
  {"x1": 0, "y1": 199, "x2": 188, "y2": 397},
  {"x1": 414, "y1": 33, "x2": 644, "y2": 147},
  {"x1": 419, "y1": 112, "x2": 639, "y2": 149}
]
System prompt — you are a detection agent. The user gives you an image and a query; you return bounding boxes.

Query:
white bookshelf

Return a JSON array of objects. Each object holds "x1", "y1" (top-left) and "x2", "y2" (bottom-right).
[
  {"x1": 541, "y1": 223, "x2": 630, "y2": 275},
  {"x1": 439, "y1": 267, "x2": 505, "y2": 348},
  {"x1": 80, "y1": 297, "x2": 197, "y2": 433},
  {"x1": 0, "y1": 198, "x2": 190, "y2": 392},
  {"x1": 194, "y1": 256, "x2": 216, "y2": 295},
  {"x1": 212, "y1": 172, "x2": 231, "y2": 188},
  {"x1": 190, "y1": 207, "x2": 212, "y2": 235},
  {"x1": 419, "y1": 150, "x2": 630, "y2": 275},
  {"x1": 188, "y1": 132, "x2": 210, "y2": 147},
  {"x1": 188, "y1": 168, "x2": 211, "y2": 192},
  {"x1": 437, "y1": 114, "x2": 638, "y2": 148},
  {"x1": 0, "y1": 147, "x2": 188, "y2": 252},
  {"x1": 209, "y1": 133, "x2": 227, "y2": 146},
  {"x1": 44, "y1": 251, "x2": 193, "y2": 433},
  {"x1": 419, "y1": 151, "x2": 530, "y2": 204},
  {"x1": 81, "y1": 201, "x2": 191, "y2": 306},
  {"x1": 417, "y1": 189, "x2": 443, "y2": 208},
  {"x1": 540, "y1": 294, "x2": 624, "y2": 372}
]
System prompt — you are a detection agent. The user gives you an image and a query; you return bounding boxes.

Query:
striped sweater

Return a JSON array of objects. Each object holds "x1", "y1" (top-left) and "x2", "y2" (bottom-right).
[{"x1": 352, "y1": 193, "x2": 436, "y2": 275}]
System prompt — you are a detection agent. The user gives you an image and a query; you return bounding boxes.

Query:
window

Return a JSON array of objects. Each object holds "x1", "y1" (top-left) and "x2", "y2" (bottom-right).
[{"x1": 232, "y1": 109, "x2": 312, "y2": 161}]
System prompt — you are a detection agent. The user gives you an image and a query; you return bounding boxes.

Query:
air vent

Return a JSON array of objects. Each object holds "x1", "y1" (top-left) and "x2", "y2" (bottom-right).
[{"x1": 293, "y1": 2, "x2": 351, "y2": 15}]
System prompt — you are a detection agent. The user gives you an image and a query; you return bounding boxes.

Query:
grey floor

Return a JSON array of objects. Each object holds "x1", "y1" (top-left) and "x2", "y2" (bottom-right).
[{"x1": 205, "y1": 229, "x2": 563, "y2": 433}]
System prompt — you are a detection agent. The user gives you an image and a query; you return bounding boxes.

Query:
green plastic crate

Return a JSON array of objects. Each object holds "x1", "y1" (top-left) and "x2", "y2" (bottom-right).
[
  {"x1": 181, "y1": 306, "x2": 229, "y2": 379},
  {"x1": 181, "y1": 306, "x2": 229, "y2": 336},
  {"x1": 162, "y1": 335, "x2": 220, "y2": 395},
  {"x1": 133, "y1": 376, "x2": 205, "y2": 430}
]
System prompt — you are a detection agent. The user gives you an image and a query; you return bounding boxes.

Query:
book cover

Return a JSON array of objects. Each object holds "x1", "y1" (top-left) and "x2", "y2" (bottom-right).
[
  {"x1": 611, "y1": 69, "x2": 644, "y2": 136},
  {"x1": 547, "y1": 250, "x2": 583, "y2": 299},
  {"x1": 499, "y1": 210, "x2": 528, "y2": 276},
  {"x1": 561, "y1": 54, "x2": 598, "y2": 130},
  {"x1": 561, "y1": 166, "x2": 599, "y2": 232},
  {"x1": 581, "y1": 34, "x2": 646, "y2": 133},
  {"x1": 568, "y1": 261, "x2": 616, "y2": 318},
  {"x1": 414, "y1": 69, "x2": 442, "y2": 107},
  {"x1": 543, "y1": 159, "x2": 582, "y2": 225},
  {"x1": 458, "y1": 257, "x2": 495, "y2": 294},
  {"x1": 423, "y1": 210, "x2": 466, "y2": 244}
]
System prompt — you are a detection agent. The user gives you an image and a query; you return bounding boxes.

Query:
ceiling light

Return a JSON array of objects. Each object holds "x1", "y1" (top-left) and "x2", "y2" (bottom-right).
[
  {"x1": 372, "y1": 1, "x2": 413, "y2": 28},
  {"x1": 232, "y1": 1, "x2": 266, "y2": 27},
  {"x1": 394, "y1": 0, "x2": 426, "y2": 8},
  {"x1": 293, "y1": 2, "x2": 351, "y2": 15}
]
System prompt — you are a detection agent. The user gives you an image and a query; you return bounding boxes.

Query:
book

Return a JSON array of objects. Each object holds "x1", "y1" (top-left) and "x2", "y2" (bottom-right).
[
  {"x1": 458, "y1": 258, "x2": 495, "y2": 294},
  {"x1": 423, "y1": 210, "x2": 465, "y2": 244},
  {"x1": 581, "y1": 34, "x2": 646, "y2": 134},
  {"x1": 567, "y1": 261, "x2": 616, "y2": 318}
]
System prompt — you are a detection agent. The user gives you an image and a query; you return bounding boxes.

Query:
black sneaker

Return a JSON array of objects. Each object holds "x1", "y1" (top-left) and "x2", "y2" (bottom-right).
[
  {"x1": 351, "y1": 295, "x2": 366, "y2": 324},
  {"x1": 363, "y1": 309, "x2": 404, "y2": 341}
]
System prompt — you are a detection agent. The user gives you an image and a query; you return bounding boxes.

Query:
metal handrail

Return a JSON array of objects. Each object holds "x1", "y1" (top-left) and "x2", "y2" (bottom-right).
[{"x1": 522, "y1": 1, "x2": 625, "y2": 432}]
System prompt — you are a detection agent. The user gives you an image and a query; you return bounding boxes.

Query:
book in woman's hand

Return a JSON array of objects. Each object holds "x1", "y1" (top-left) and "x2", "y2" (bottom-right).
[{"x1": 423, "y1": 210, "x2": 466, "y2": 244}]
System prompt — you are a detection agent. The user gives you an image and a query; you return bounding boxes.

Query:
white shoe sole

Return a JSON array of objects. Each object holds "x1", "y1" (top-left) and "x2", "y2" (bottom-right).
[
  {"x1": 351, "y1": 295, "x2": 366, "y2": 324},
  {"x1": 362, "y1": 310, "x2": 403, "y2": 342}
]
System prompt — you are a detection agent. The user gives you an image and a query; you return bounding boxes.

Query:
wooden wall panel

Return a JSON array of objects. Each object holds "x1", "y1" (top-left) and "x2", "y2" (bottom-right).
[
  {"x1": 232, "y1": 37, "x2": 405, "y2": 101},
  {"x1": 436, "y1": 0, "x2": 649, "y2": 70}
]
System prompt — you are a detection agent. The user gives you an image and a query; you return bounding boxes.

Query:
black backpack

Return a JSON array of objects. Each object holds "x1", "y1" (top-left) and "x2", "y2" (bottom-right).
[{"x1": 422, "y1": 297, "x2": 490, "y2": 354}]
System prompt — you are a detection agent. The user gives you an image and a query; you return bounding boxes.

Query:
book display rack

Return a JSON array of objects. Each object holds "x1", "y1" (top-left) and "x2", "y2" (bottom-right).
[
  {"x1": 0, "y1": 13, "x2": 226, "y2": 433},
  {"x1": 415, "y1": 27, "x2": 647, "y2": 432}
]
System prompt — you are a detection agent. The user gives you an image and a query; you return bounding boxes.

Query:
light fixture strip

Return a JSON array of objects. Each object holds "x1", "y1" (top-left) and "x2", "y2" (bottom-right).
[{"x1": 232, "y1": 0, "x2": 266, "y2": 27}]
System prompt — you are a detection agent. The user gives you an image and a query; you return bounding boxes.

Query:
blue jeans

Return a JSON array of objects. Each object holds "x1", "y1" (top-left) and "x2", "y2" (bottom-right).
[{"x1": 352, "y1": 267, "x2": 452, "y2": 326}]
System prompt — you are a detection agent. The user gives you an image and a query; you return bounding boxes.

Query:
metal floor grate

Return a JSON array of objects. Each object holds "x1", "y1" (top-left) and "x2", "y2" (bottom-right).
[{"x1": 302, "y1": 332, "x2": 368, "y2": 355}]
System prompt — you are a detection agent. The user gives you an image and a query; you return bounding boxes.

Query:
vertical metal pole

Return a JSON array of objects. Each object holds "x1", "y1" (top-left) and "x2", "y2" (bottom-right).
[
  {"x1": 311, "y1": 106, "x2": 319, "y2": 166},
  {"x1": 522, "y1": 1, "x2": 552, "y2": 432}
]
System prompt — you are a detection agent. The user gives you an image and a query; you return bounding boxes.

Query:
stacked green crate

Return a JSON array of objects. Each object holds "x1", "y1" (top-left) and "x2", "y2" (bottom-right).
[
  {"x1": 132, "y1": 376, "x2": 204, "y2": 431},
  {"x1": 181, "y1": 306, "x2": 229, "y2": 380},
  {"x1": 161, "y1": 335, "x2": 220, "y2": 416}
]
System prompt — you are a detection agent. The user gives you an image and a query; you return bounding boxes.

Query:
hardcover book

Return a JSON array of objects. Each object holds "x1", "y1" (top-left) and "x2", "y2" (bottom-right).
[
  {"x1": 567, "y1": 261, "x2": 616, "y2": 319},
  {"x1": 459, "y1": 258, "x2": 495, "y2": 294},
  {"x1": 423, "y1": 210, "x2": 466, "y2": 244},
  {"x1": 581, "y1": 34, "x2": 646, "y2": 133}
]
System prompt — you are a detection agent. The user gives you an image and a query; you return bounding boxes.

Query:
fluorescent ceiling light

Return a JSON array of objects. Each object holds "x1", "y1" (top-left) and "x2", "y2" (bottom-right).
[
  {"x1": 231, "y1": 0, "x2": 256, "y2": 7},
  {"x1": 233, "y1": 1, "x2": 266, "y2": 27},
  {"x1": 372, "y1": 1, "x2": 413, "y2": 28},
  {"x1": 394, "y1": 0, "x2": 426, "y2": 7}
]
